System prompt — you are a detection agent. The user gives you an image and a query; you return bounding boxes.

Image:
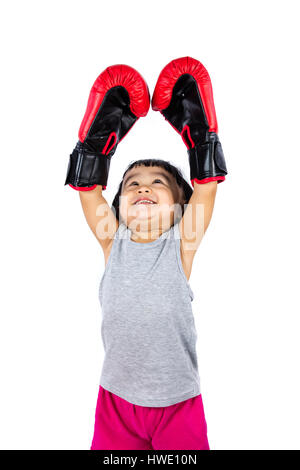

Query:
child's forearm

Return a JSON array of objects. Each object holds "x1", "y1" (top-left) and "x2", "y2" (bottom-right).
[
  {"x1": 193, "y1": 180, "x2": 218, "y2": 194},
  {"x1": 180, "y1": 181, "x2": 217, "y2": 253},
  {"x1": 79, "y1": 185, "x2": 118, "y2": 248},
  {"x1": 192, "y1": 181, "x2": 217, "y2": 234}
]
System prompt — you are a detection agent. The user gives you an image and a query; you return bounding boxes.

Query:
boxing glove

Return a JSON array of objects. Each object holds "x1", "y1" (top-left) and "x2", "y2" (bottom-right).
[
  {"x1": 65, "y1": 65, "x2": 150, "y2": 191},
  {"x1": 152, "y1": 57, "x2": 227, "y2": 186}
]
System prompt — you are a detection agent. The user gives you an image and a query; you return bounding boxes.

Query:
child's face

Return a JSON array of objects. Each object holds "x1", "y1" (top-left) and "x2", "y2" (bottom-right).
[{"x1": 119, "y1": 166, "x2": 181, "y2": 229}]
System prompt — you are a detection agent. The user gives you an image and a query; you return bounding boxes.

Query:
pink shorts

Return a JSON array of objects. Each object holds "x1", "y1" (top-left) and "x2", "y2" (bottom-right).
[{"x1": 91, "y1": 386, "x2": 209, "y2": 450}]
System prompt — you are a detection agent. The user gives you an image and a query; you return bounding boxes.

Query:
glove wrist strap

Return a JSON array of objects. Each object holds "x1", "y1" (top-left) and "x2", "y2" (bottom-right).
[
  {"x1": 188, "y1": 132, "x2": 228, "y2": 185},
  {"x1": 64, "y1": 141, "x2": 111, "y2": 189}
]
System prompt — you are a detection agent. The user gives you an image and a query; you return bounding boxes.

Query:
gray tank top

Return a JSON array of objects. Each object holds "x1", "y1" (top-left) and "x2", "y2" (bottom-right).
[{"x1": 98, "y1": 221, "x2": 201, "y2": 407}]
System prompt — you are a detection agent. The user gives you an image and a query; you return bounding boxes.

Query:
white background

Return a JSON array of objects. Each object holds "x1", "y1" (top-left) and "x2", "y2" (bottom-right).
[{"x1": 0, "y1": 0, "x2": 299, "y2": 450}]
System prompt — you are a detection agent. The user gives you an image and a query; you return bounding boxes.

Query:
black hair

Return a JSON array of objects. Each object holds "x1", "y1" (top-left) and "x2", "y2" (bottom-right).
[{"x1": 111, "y1": 158, "x2": 193, "y2": 222}]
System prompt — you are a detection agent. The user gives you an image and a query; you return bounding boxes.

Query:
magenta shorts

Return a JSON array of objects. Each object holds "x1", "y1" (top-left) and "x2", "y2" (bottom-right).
[{"x1": 91, "y1": 386, "x2": 209, "y2": 450}]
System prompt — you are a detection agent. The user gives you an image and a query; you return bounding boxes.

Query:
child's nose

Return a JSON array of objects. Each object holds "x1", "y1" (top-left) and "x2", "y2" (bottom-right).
[{"x1": 137, "y1": 186, "x2": 151, "y2": 193}]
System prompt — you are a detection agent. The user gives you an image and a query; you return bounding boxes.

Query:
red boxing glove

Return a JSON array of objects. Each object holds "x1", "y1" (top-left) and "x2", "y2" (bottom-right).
[
  {"x1": 65, "y1": 65, "x2": 150, "y2": 191},
  {"x1": 152, "y1": 57, "x2": 227, "y2": 186}
]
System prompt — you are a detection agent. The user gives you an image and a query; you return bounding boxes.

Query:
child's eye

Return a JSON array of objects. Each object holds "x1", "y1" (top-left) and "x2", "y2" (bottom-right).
[{"x1": 129, "y1": 179, "x2": 163, "y2": 186}]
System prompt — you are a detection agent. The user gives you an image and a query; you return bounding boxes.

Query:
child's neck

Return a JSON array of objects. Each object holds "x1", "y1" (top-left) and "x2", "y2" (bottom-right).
[{"x1": 129, "y1": 224, "x2": 170, "y2": 244}]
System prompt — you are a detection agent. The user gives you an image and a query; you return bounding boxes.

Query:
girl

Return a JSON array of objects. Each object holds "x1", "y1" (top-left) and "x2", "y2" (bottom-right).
[{"x1": 65, "y1": 58, "x2": 227, "y2": 450}]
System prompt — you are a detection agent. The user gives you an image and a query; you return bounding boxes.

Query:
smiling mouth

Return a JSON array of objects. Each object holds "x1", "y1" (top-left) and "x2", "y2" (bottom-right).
[{"x1": 133, "y1": 200, "x2": 157, "y2": 205}]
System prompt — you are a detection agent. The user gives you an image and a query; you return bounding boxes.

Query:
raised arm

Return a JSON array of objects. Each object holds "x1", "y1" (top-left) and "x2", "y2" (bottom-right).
[
  {"x1": 64, "y1": 65, "x2": 150, "y2": 254},
  {"x1": 152, "y1": 57, "x2": 228, "y2": 266},
  {"x1": 79, "y1": 185, "x2": 119, "y2": 252},
  {"x1": 179, "y1": 181, "x2": 217, "y2": 256}
]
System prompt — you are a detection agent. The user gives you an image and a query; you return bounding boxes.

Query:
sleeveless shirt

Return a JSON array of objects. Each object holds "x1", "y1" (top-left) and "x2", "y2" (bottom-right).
[{"x1": 98, "y1": 221, "x2": 201, "y2": 407}]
